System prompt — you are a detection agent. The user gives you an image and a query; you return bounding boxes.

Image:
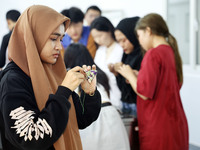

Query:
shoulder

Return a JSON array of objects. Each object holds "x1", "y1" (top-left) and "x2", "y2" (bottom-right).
[
  {"x1": 82, "y1": 26, "x2": 91, "y2": 35},
  {"x1": 1, "y1": 62, "x2": 31, "y2": 94},
  {"x1": 142, "y1": 45, "x2": 173, "y2": 67},
  {"x1": 145, "y1": 47, "x2": 162, "y2": 60},
  {"x1": 148, "y1": 45, "x2": 173, "y2": 61},
  {"x1": 151, "y1": 45, "x2": 172, "y2": 55},
  {"x1": 2, "y1": 32, "x2": 12, "y2": 41},
  {"x1": 83, "y1": 26, "x2": 90, "y2": 31}
]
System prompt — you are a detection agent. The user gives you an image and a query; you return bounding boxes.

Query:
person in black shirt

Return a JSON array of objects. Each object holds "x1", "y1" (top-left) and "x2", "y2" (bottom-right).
[
  {"x1": 0, "y1": 9, "x2": 20, "y2": 69},
  {"x1": 108, "y1": 17, "x2": 143, "y2": 117},
  {"x1": 0, "y1": 5, "x2": 101, "y2": 150}
]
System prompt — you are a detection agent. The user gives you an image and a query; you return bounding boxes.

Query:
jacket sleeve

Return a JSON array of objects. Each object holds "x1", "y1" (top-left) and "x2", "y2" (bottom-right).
[
  {"x1": 0, "y1": 33, "x2": 10, "y2": 68},
  {"x1": 71, "y1": 89, "x2": 101, "y2": 129},
  {"x1": 1, "y1": 74, "x2": 72, "y2": 150},
  {"x1": 116, "y1": 75, "x2": 123, "y2": 91}
]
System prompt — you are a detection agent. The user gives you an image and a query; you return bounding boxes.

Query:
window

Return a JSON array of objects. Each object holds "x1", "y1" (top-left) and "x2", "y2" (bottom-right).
[
  {"x1": 197, "y1": 0, "x2": 200, "y2": 65},
  {"x1": 167, "y1": 0, "x2": 190, "y2": 64}
]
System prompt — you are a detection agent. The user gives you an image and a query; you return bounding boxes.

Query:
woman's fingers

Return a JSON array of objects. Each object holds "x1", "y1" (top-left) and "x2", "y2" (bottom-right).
[
  {"x1": 87, "y1": 66, "x2": 91, "y2": 70},
  {"x1": 82, "y1": 64, "x2": 96, "y2": 71},
  {"x1": 82, "y1": 65, "x2": 87, "y2": 71},
  {"x1": 70, "y1": 66, "x2": 83, "y2": 72},
  {"x1": 92, "y1": 64, "x2": 96, "y2": 70},
  {"x1": 75, "y1": 72, "x2": 85, "y2": 80}
]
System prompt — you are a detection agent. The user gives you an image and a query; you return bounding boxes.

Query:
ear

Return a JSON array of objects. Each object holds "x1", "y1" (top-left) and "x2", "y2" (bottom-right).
[{"x1": 146, "y1": 27, "x2": 152, "y2": 35}]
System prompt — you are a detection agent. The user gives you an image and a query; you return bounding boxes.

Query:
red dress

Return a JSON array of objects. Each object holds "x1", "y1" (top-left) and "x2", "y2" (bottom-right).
[{"x1": 137, "y1": 45, "x2": 189, "y2": 150}]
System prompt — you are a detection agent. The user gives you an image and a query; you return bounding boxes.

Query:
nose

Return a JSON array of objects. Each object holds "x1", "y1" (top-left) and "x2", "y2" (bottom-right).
[
  {"x1": 70, "y1": 26, "x2": 76, "y2": 34},
  {"x1": 55, "y1": 41, "x2": 62, "y2": 51}
]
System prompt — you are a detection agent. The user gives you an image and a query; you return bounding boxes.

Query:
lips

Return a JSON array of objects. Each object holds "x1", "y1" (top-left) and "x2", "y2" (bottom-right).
[
  {"x1": 73, "y1": 34, "x2": 78, "y2": 37},
  {"x1": 53, "y1": 53, "x2": 59, "y2": 58}
]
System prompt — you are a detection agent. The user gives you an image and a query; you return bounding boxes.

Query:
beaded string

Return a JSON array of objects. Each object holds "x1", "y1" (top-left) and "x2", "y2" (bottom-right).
[
  {"x1": 79, "y1": 69, "x2": 97, "y2": 114},
  {"x1": 79, "y1": 91, "x2": 86, "y2": 114}
]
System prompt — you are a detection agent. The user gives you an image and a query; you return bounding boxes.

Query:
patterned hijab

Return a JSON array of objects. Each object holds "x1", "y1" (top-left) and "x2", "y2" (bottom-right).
[{"x1": 8, "y1": 5, "x2": 82, "y2": 150}]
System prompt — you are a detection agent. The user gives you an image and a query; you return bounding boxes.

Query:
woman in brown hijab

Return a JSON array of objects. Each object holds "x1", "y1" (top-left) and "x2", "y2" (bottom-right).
[{"x1": 0, "y1": 5, "x2": 101, "y2": 150}]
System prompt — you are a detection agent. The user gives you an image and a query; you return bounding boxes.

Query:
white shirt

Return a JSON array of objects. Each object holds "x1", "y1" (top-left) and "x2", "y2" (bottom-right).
[{"x1": 94, "y1": 42, "x2": 123, "y2": 110}]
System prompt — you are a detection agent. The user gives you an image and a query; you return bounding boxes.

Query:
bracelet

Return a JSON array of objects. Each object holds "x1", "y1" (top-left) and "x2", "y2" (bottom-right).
[
  {"x1": 89, "y1": 91, "x2": 95, "y2": 96},
  {"x1": 89, "y1": 84, "x2": 95, "y2": 96}
]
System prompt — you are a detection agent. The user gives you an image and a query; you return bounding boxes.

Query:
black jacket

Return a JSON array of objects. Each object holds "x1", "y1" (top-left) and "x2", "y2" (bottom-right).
[
  {"x1": 0, "y1": 61, "x2": 101, "y2": 150},
  {"x1": 0, "y1": 31, "x2": 12, "y2": 68}
]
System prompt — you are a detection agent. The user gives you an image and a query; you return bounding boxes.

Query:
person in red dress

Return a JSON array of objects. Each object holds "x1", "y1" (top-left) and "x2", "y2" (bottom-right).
[{"x1": 117, "y1": 13, "x2": 189, "y2": 150}]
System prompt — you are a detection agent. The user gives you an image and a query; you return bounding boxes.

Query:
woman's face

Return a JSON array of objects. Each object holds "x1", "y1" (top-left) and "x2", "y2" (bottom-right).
[
  {"x1": 114, "y1": 30, "x2": 134, "y2": 54},
  {"x1": 91, "y1": 29, "x2": 113, "y2": 47},
  {"x1": 40, "y1": 24, "x2": 65, "y2": 64},
  {"x1": 136, "y1": 28, "x2": 152, "y2": 51}
]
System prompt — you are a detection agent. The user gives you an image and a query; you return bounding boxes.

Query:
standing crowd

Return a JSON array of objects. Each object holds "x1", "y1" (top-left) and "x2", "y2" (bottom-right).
[{"x1": 0, "y1": 4, "x2": 189, "y2": 150}]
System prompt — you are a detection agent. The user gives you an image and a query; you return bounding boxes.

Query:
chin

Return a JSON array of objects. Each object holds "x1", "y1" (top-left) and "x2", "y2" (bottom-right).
[
  {"x1": 52, "y1": 60, "x2": 57, "y2": 65},
  {"x1": 49, "y1": 59, "x2": 57, "y2": 65},
  {"x1": 72, "y1": 36, "x2": 80, "y2": 41},
  {"x1": 125, "y1": 51, "x2": 131, "y2": 55}
]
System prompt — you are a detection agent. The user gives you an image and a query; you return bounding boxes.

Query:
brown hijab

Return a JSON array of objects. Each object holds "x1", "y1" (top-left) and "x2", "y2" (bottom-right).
[{"x1": 8, "y1": 5, "x2": 82, "y2": 150}]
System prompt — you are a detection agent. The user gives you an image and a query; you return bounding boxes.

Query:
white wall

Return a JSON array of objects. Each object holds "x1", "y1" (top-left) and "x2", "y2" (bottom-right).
[
  {"x1": 0, "y1": 0, "x2": 167, "y2": 40},
  {"x1": 181, "y1": 69, "x2": 200, "y2": 146}
]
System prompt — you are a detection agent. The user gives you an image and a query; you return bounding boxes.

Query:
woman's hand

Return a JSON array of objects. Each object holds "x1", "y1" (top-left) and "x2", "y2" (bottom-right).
[
  {"x1": 132, "y1": 70, "x2": 139, "y2": 77},
  {"x1": 114, "y1": 62, "x2": 123, "y2": 72},
  {"x1": 61, "y1": 66, "x2": 85, "y2": 91},
  {"x1": 118, "y1": 65, "x2": 148, "y2": 100},
  {"x1": 81, "y1": 65, "x2": 97, "y2": 95},
  {"x1": 108, "y1": 63, "x2": 118, "y2": 75},
  {"x1": 118, "y1": 64, "x2": 135, "y2": 81},
  {"x1": 108, "y1": 62, "x2": 123, "y2": 76}
]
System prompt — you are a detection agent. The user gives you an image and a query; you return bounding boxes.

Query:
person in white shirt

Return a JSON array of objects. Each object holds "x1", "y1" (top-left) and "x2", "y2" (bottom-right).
[
  {"x1": 64, "y1": 43, "x2": 130, "y2": 150},
  {"x1": 90, "y1": 16, "x2": 123, "y2": 110}
]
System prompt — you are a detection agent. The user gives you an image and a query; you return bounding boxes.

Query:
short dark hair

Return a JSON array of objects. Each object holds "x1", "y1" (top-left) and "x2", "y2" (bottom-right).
[
  {"x1": 6, "y1": 10, "x2": 21, "y2": 22},
  {"x1": 90, "y1": 16, "x2": 115, "y2": 40},
  {"x1": 86, "y1": 5, "x2": 101, "y2": 15},
  {"x1": 61, "y1": 7, "x2": 84, "y2": 23},
  {"x1": 64, "y1": 43, "x2": 110, "y2": 97}
]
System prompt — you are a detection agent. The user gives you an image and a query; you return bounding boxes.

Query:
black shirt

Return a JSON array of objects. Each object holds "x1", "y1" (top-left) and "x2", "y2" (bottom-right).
[
  {"x1": 0, "y1": 61, "x2": 101, "y2": 150},
  {"x1": 0, "y1": 31, "x2": 12, "y2": 68}
]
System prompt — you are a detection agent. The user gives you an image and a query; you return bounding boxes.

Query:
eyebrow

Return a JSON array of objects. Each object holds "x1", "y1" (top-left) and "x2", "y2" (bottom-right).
[
  {"x1": 118, "y1": 37, "x2": 125, "y2": 41},
  {"x1": 51, "y1": 33, "x2": 65, "y2": 37}
]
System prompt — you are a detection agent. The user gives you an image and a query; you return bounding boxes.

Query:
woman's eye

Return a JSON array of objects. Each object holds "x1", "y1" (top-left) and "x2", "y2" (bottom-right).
[
  {"x1": 51, "y1": 38, "x2": 57, "y2": 41},
  {"x1": 60, "y1": 39, "x2": 63, "y2": 42}
]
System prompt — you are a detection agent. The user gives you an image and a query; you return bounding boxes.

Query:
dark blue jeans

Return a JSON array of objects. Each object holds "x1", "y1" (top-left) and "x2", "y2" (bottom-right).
[{"x1": 122, "y1": 102, "x2": 137, "y2": 117}]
